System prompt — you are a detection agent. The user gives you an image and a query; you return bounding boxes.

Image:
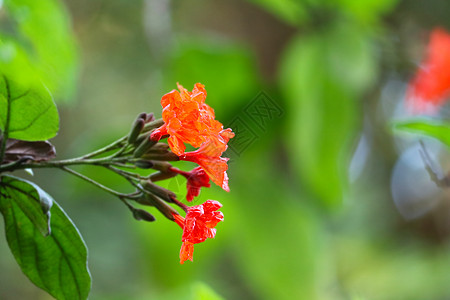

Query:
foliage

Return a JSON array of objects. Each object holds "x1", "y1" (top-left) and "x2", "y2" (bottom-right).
[
  {"x1": 2, "y1": 0, "x2": 78, "y2": 100},
  {"x1": 0, "y1": 1, "x2": 88, "y2": 299},
  {"x1": 0, "y1": 76, "x2": 59, "y2": 141},
  {"x1": 0, "y1": 176, "x2": 90, "y2": 300},
  {"x1": 280, "y1": 22, "x2": 376, "y2": 207}
]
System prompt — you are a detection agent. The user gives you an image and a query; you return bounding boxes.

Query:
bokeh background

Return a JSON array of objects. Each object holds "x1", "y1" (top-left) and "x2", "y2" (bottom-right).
[{"x1": 3, "y1": 0, "x2": 450, "y2": 299}]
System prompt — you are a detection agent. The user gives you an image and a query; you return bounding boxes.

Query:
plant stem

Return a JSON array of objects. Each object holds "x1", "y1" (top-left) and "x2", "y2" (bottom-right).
[
  {"x1": 68, "y1": 118, "x2": 164, "y2": 161},
  {"x1": 0, "y1": 76, "x2": 12, "y2": 163},
  {"x1": 0, "y1": 156, "x2": 139, "y2": 173},
  {"x1": 110, "y1": 162, "x2": 137, "y2": 169},
  {"x1": 60, "y1": 166, "x2": 132, "y2": 198},
  {"x1": 118, "y1": 196, "x2": 136, "y2": 211},
  {"x1": 78, "y1": 136, "x2": 128, "y2": 159},
  {"x1": 171, "y1": 197, "x2": 189, "y2": 212},
  {"x1": 104, "y1": 165, "x2": 141, "y2": 180}
]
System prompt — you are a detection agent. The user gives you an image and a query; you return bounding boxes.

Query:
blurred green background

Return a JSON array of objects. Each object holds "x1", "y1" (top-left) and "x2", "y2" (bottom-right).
[{"x1": 3, "y1": 0, "x2": 450, "y2": 299}]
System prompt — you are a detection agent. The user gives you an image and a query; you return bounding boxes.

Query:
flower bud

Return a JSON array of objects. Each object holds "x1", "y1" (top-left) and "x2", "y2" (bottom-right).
[
  {"x1": 133, "y1": 134, "x2": 157, "y2": 158},
  {"x1": 141, "y1": 152, "x2": 179, "y2": 161},
  {"x1": 149, "y1": 171, "x2": 178, "y2": 182},
  {"x1": 144, "y1": 143, "x2": 170, "y2": 154},
  {"x1": 138, "y1": 112, "x2": 148, "y2": 120},
  {"x1": 145, "y1": 113, "x2": 155, "y2": 122},
  {"x1": 127, "y1": 118, "x2": 146, "y2": 144},
  {"x1": 133, "y1": 135, "x2": 146, "y2": 147},
  {"x1": 148, "y1": 161, "x2": 172, "y2": 172},
  {"x1": 134, "y1": 160, "x2": 154, "y2": 169},
  {"x1": 144, "y1": 119, "x2": 165, "y2": 132},
  {"x1": 132, "y1": 208, "x2": 156, "y2": 222},
  {"x1": 140, "y1": 180, "x2": 177, "y2": 203},
  {"x1": 137, "y1": 193, "x2": 177, "y2": 221}
]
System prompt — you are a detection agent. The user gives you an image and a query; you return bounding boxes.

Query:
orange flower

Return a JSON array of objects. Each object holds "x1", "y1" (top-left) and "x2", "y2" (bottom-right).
[
  {"x1": 172, "y1": 200, "x2": 224, "y2": 264},
  {"x1": 407, "y1": 28, "x2": 450, "y2": 112},
  {"x1": 151, "y1": 83, "x2": 228, "y2": 156}
]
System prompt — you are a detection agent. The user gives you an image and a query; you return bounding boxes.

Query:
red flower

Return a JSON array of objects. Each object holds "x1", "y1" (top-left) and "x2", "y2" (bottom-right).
[
  {"x1": 151, "y1": 83, "x2": 230, "y2": 156},
  {"x1": 172, "y1": 200, "x2": 224, "y2": 264},
  {"x1": 170, "y1": 166, "x2": 211, "y2": 202},
  {"x1": 179, "y1": 128, "x2": 234, "y2": 191},
  {"x1": 173, "y1": 213, "x2": 185, "y2": 228},
  {"x1": 407, "y1": 28, "x2": 450, "y2": 112},
  {"x1": 180, "y1": 153, "x2": 229, "y2": 192}
]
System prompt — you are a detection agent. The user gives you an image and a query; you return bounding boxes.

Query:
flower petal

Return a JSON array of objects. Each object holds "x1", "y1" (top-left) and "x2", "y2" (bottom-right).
[{"x1": 180, "y1": 242, "x2": 194, "y2": 264}]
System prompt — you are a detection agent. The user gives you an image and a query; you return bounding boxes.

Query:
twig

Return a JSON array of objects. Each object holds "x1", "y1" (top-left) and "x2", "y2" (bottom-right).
[{"x1": 60, "y1": 166, "x2": 132, "y2": 198}]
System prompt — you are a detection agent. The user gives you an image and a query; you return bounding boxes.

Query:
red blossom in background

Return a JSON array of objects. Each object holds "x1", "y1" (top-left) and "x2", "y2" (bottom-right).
[
  {"x1": 172, "y1": 200, "x2": 224, "y2": 264},
  {"x1": 406, "y1": 27, "x2": 450, "y2": 113}
]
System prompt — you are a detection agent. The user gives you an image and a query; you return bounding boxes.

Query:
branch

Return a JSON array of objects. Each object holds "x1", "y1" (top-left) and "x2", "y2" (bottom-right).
[{"x1": 60, "y1": 166, "x2": 133, "y2": 199}]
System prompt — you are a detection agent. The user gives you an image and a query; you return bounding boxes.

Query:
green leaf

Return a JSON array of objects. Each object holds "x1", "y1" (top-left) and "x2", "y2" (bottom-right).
[
  {"x1": 279, "y1": 22, "x2": 376, "y2": 207},
  {"x1": 0, "y1": 38, "x2": 40, "y2": 89},
  {"x1": 0, "y1": 76, "x2": 59, "y2": 141},
  {"x1": 0, "y1": 175, "x2": 50, "y2": 236},
  {"x1": 393, "y1": 119, "x2": 450, "y2": 146},
  {"x1": 3, "y1": 0, "x2": 79, "y2": 100},
  {"x1": 0, "y1": 175, "x2": 91, "y2": 300}
]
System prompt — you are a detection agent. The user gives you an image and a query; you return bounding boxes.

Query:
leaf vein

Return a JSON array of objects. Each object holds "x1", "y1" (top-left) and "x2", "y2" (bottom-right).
[
  {"x1": 10, "y1": 90, "x2": 30, "y2": 102},
  {"x1": 9, "y1": 103, "x2": 53, "y2": 133},
  {"x1": 53, "y1": 227, "x2": 82, "y2": 299}
]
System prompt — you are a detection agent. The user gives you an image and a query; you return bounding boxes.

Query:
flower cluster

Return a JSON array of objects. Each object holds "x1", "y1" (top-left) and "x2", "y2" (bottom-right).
[
  {"x1": 172, "y1": 200, "x2": 224, "y2": 264},
  {"x1": 151, "y1": 83, "x2": 234, "y2": 190},
  {"x1": 147, "y1": 83, "x2": 233, "y2": 263},
  {"x1": 406, "y1": 28, "x2": 450, "y2": 113}
]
